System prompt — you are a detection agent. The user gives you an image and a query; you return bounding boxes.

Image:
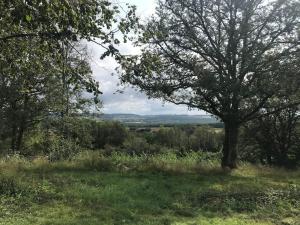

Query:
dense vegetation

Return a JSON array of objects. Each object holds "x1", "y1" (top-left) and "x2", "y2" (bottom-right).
[
  {"x1": 0, "y1": 0, "x2": 138, "y2": 154},
  {"x1": 1, "y1": 115, "x2": 298, "y2": 168},
  {"x1": 0, "y1": 153, "x2": 299, "y2": 225},
  {"x1": 0, "y1": 0, "x2": 299, "y2": 167},
  {"x1": 0, "y1": 0, "x2": 299, "y2": 224}
]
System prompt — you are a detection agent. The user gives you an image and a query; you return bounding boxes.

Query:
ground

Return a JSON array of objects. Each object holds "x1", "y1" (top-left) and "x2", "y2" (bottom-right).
[{"x1": 0, "y1": 152, "x2": 299, "y2": 225}]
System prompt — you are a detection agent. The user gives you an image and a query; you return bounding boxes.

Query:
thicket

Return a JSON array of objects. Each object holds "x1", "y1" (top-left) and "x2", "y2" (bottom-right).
[
  {"x1": 1, "y1": 112, "x2": 299, "y2": 168},
  {"x1": 0, "y1": 114, "x2": 220, "y2": 157},
  {"x1": 0, "y1": 118, "x2": 127, "y2": 159},
  {"x1": 239, "y1": 107, "x2": 300, "y2": 168}
]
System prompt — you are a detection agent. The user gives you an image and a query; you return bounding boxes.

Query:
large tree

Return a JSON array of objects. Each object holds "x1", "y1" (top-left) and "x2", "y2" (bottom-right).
[
  {"x1": 0, "y1": 39, "x2": 56, "y2": 152},
  {"x1": 0, "y1": 0, "x2": 139, "y2": 153},
  {"x1": 120, "y1": 0, "x2": 300, "y2": 168},
  {"x1": 0, "y1": 38, "x2": 99, "y2": 152}
]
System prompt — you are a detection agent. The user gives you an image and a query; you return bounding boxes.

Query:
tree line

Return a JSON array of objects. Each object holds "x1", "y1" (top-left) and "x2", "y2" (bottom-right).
[{"x1": 0, "y1": 0, "x2": 299, "y2": 169}]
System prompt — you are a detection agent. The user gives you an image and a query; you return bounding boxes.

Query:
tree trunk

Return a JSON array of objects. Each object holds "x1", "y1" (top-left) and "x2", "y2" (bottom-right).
[
  {"x1": 11, "y1": 124, "x2": 17, "y2": 153},
  {"x1": 15, "y1": 124, "x2": 25, "y2": 153},
  {"x1": 15, "y1": 95, "x2": 29, "y2": 153},
  {"x1": 221, "y1": 122, "x2": 239, "y2": 169},
  {"x1": 277, "y1": 147, "x2": 289, "y2": 167},
  {"x1": 266, "y1": 152, "x2": 273, "y2": 165}
]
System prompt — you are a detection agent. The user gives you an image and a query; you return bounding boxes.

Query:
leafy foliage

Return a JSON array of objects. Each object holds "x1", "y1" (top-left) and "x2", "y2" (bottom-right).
[
  {"x1": 119, "y1": 0, "x2": 300, "y2": 168},
  {"x1": 0, "y1": 0, "x2": 139, "y2": 155},
  {"x1": 239, "y1": 105, "x2": 300, "y2": 168},
  {"x1": 0, "y1": 0, "x2": 138, "y2": 59}
]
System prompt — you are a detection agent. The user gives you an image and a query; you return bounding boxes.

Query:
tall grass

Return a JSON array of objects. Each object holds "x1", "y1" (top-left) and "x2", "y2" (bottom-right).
[
  {"x1": 71, "y1": 150, "x2": 222, "y2": 174},
  {"x1": 0, "y1": 151, "x2": 298, "y2": 225}
]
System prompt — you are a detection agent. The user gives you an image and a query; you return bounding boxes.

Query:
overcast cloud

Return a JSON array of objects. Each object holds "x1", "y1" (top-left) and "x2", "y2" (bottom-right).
[{"x1": 88, "y1": 0, "x2": 206, "y2": 115}]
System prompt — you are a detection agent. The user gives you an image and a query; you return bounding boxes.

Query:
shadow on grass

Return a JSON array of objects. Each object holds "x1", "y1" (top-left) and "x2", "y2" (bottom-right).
[{"x1": 1, "y1": 161, "x2": 299, "y2": 225}]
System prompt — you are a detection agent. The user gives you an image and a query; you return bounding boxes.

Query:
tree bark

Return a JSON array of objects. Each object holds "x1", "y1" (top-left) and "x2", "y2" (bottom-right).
[
  {"x1": 15, "y1": 124, "x2": 25, "y2": 153},
  {"x1": 11, "y1": 125, "x2": 17, "y2": 153},
  {"x1": 222, "y1": 122, "x2": 239, "y2": 169},
  {"x1": 15, "y1": 95, "x2": 29, "y2": 153}
]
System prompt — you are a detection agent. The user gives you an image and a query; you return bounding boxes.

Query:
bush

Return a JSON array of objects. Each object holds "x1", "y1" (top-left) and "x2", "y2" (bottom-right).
[
  {"x1": 49, "y1": 140, "x2": 81, "y2": 162},
  {"x1": 93, "y1": 121, "x2": 128, "y2": 149},
  {"x1": 154, "y1": 127, "x2": 189, "y2": 150},
  {"x1": 190, "y1": 126, "x2": 223, "y2": 152},
  {"x1": 123, "y1": 136, "x2": 161, "y2": 155},
  {"x1": 20, "y1": 118, "x2": 128, "y2": 159},
  {"x1": 238, "y1": 111, "x2": 300, "y2": 168},
  {"x1": 43, "y1": 117, "x2": 95, "y2": 149},
  {"x1": 149, "y1": 126, "x2": 223, "y2": 153},
  {"x1": 45, "y1": 132, "x2": 81, "y2": 161},
  {"x1": 34, "y1": 117, "x2": 127, "y2": 152},
  {"x1": 0, "y1": 176, "x2": 24, "y2": 196},
  {"x1": 74, "y1": 151, "x2": 113, "y2": 171}
]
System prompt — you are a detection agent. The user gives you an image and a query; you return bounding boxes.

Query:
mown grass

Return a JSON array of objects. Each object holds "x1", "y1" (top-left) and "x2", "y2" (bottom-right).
[{"x1": 0, "y1": 152, "x2": 299, "y2": 225}]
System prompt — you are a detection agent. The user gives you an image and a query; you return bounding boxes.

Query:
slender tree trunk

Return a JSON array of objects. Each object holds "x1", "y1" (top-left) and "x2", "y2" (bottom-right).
[
  {"x1": 277, "y1": 147, "x2": 289, "y2": 167},
  {"x1": 15, "y1": 123, "x2": 25, "y2": 153},
  {"x1": 10, "y1": 101, "x2": 18, "y2": 153},
  {"x1": 15, "y1": 94, "x2": 29, "y2": 153},
  {"x1": 266, "y1": 152, "x2": 272, "y2": 165},
  {"x1": 221, "y1": 122, "x2": 239, "y2": 169},
  {"x1": 11, "y1": 125, "x2": 17, "y2": 153}
]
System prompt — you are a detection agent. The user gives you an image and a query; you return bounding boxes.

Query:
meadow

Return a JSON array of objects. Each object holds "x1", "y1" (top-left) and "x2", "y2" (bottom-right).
[
  {"x1": 1, "y1": 0, "x2": 300, "y2": 224},
  {"x1": 0, "y1": 152, "x2": 299, "y2": 225}
]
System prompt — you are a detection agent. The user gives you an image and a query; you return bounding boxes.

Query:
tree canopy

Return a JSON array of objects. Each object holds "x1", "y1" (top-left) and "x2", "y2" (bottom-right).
[
  {"x1": 0, "y1": 0, "x2": 138, "y2": 58},
  {"x1": 0, "y1": 0, "x2": 139, "y2": 153},
  {"x1": 120, "y1": 0, "x2": 300, "y2": 168}
]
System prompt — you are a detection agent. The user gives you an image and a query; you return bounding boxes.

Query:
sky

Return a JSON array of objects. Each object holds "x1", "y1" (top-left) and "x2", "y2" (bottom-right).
[{"x1": 88, "y1": 0, "x2": 206, "y2": 115}]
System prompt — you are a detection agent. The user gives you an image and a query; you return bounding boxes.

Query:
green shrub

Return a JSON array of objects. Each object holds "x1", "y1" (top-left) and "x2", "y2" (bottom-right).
[
  {"x1": 154, "y1": 127, "x2": 189, "y2": 150},
  {"x1": 194, "y1": 186, "x2": 300, "y2": 213},
  {"x1": 190, "y1": 126, "x2": 223, "y2": 152},
  {"x1": 93, "y1": 121, "x2": 128, "y2": 149},
  {"x1": 74, "y1": 151, "x2": 113, "y2": 171},
  {"x1": 46, "y1": 133, "x2": 81, "y2": 161},
  {"x1": 238, "y1": 109, "x2": 300, "y2": 168},
  {"x1": 146, "y1": 126, "x2": 223, "y2": 154},
  {"x1": 0, "y1": 176, "x2": 23, "y2": 196},
  {"x1": 20, "y1": 118, "x2": 128, "y2": 159},
  {"x1": 123, "y1": 136, "x2": 161, "y2": 155}
]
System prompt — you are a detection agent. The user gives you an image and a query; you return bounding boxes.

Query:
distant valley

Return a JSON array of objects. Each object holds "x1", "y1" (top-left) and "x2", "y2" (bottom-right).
[{"x1": 92, "y1": 113, "x2": 219, "y2": 125}]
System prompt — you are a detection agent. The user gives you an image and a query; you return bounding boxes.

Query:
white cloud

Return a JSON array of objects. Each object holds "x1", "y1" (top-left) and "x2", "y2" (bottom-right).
[
  {"x1": 128, "y1": 0, "x2": 156, "y2": 19},
  {"x1": 88, "y1": 0, "x2": 206, "y2": 115}
]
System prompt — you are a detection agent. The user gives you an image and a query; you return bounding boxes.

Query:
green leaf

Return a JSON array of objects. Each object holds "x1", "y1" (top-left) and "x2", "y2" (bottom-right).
[{"x1": 25, "y1": 15, "x2": 32, "y2": 22}]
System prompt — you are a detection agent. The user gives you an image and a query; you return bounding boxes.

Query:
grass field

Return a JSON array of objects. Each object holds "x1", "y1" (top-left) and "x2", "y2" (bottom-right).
[{"x1": 0, "y1": 152, "x2": 299, "y2": 225}]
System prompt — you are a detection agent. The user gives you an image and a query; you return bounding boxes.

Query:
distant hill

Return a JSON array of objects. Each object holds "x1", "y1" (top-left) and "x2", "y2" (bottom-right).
[{"x1": 89, "y1": 113, "x2": 219, "y2": 125}]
